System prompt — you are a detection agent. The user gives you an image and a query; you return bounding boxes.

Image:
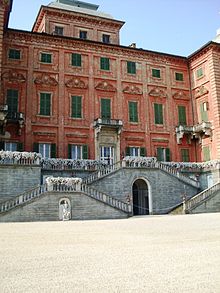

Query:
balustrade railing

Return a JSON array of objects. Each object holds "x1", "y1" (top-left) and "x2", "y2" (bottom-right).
[{"x1": 185, "y1": 182, "x2": 220, "y2": 211}]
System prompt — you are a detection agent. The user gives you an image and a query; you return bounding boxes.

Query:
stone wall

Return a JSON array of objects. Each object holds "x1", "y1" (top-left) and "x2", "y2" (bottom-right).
[
  {"x1": 189, "y1": 190, "x2": 220, "y2": 214},
  {"x1": 0, "y1": 165, "x2": 41, "y2": 202},
  {"x1": 0, "y1": 191, "x2": 128, "y2": 222}
]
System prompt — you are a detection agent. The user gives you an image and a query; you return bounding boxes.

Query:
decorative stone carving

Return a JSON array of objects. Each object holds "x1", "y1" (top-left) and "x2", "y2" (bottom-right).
[
  {"x1": 1, "y1": 70, "x2": 26, "y2": 83},
  {"x1": 95, "y1": 81, "x2": 116, "y2": 92},
  {"x1": 123, "y1": 85, "x2": 142, "y2": 95},
  {"x1": 34, "y1": 74, "x2": 58, "y2": 86},
  {"x1": 65, "y1": 78, "x2": 87, "y2": 89},
  {"x1": 172, "y1": 91, "x2": 188, "y2": 99},
  {"x1": 148, "y1": 87, "x2": 167, "y2": 98},
  {"x1": 195, "y1": 85, "x2": 209, "y2": 98},
  {"x1": 0, "y1": 0, "x2": 10, "y2": 7}
]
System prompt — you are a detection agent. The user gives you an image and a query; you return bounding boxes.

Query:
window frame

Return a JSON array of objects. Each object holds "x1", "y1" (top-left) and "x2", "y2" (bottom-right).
[
  {"x1": 102, "y1": 34, "x2": 110, "y2": 44},
  {"x1": 71, "y1": 53, "x2": 82, "y2": 67},
  {"x1": 178, "y1": 105, "x2": 187, "y2": 125},
  {"x1": 71, "y1": 95, "x2": 82, "y2": 119},
  {"x1": 8, "y1": 49, "x2": 21, "y2": 60},
  {"x1": 154, "y1": 103, "x2": 163, "y2": 125},
  {"x1": 79, "y1": 30, "x2": 87, "y2": 40},
  {"x1": 54, "y1": 26, "x2": 64, "y2": 36},
  {"x1": 40, "y1": 52, "x2": 52, "y2": 64},
  {"x1": 175, "y1": 72, "x2": 184, "y2": 81},
  {"x1": 127, "y1": 61, "x2": 136, "y2": 74},
  {"x1": 129, "y1": 101, "x2": 138, "y2": 123},
  {"x1": 196, "y1": 67, "x2": 203, "y2": 79},
  {"x1": 181, "y1": 149, "x2": 190, "y2": 162},
  {"x1": 101, "y1": 98, "x2": 111, "y2": 119},
  {"x1": 152, "y1": 68, "x2": 161, "y2": 78},
  {"x1": 39, "y1": 92, "x2": 51, "y2": 116},
  {"x1": 100, "y1": 57, "x2": 110, "y2": 71}
]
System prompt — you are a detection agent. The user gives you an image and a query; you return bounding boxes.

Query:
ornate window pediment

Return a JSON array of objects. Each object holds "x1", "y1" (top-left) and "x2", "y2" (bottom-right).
[
  {"x1": 1, "y1": 70, "x2": 26, "y2": 83},
  {"x1": 172, "y1": 91, "x2": 188, "y2": 99},
  {"x1": 34, "y1": 74, "x2": 58, "y2": 86},
  {"x1": 149, "y1": 87, "x2": 167, "y2": 98},
  {"x1": 65, "y1": 78, "x2": 87, "y2": 89},
  {"x1": 95, "y1": 81, "x2": 116, "y2": 92},
  {"x1": 123, "y1": 85, "x2": 142, "y2": 95},
  {"x1": 195, "y1": 85, "x2": 209, "y2": 98}
]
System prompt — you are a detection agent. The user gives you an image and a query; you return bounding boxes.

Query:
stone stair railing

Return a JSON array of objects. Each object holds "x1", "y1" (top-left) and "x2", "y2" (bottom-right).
[{"x1": 185, "y1": 181, "x2": 220, "y2": 212}]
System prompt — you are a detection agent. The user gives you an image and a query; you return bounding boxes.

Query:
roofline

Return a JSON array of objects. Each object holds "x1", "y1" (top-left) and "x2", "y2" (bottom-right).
[
  {"x1": 6, "y1": 28, "x2": 187, "y2": 61},
  {"x1": 188, "y1": 41, "x2": 220, "y2": 59},
  {"x1": 32, "y1": 5, "x2": 125, "y2": 32}
]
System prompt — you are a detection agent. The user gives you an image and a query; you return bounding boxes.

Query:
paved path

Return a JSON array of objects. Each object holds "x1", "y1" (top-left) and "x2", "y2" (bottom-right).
[{"x1": 0, "y1": 213, "x2": 220, "y2": 293}]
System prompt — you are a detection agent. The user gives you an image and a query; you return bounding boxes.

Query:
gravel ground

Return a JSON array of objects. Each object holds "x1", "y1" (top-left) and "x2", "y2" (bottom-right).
[{"x1": 0, "y1": 213, "x2": 220, "y2": 293}]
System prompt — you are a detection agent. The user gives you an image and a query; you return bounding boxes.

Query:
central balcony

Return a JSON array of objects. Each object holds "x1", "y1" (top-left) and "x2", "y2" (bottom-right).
[
  {"x1": 94, "y1": 118, "x2": 123, "y2": 137},
  {"x1": 176, "y1": 122, "x2": 212, "y2": 144}
]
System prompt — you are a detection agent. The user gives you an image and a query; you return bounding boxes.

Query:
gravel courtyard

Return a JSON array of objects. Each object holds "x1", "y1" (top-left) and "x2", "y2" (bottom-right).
[{"x1": 0, "y1": 213, "x2": 220, "y2": 293}]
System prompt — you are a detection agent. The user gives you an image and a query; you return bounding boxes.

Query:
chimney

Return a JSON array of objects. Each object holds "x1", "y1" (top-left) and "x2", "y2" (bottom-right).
[{"x1": 129, "y1": 43, "x2": 136, "y2": 48}]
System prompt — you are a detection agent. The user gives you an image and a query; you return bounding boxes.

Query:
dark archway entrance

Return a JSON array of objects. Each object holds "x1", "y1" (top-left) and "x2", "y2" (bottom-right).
[{"x1": 132, "y1": 179, "x2": 149, "y2": 215}]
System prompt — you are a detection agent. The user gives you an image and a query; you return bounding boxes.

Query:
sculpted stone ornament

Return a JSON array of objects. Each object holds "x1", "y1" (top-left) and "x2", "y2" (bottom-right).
[
  {"x1": 195, "y1": 85, "x2": 209, "y2": 98},
  {"x1": 123, "y1": 85, "x2": 142, "y2": 95},
  {"x1": 61, "y1": 200, "x2": 71, "y2": 221},
  {"x1": 34, "y1": 74, "x2": 58, "y2": 86},
  {"x1": 95, "y1": 81, "x2": 116, "y2": 92},
  {"x1": 173, "y1": 91, "x2": 188, "y2": 99},
  {"x1": 1, "y1": 70, "x2": 26, "y2": 83},
  {"x1": 149, "y1": 87, "x2": 167, "y2": 98},
  {"x1": 65, "y1": 78, "x2": 87, "y2": 88}
]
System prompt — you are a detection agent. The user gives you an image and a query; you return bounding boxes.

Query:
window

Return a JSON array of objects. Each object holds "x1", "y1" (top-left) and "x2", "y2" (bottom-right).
[
  {"x1": 154, "y1": 103, "x2": 163, "y2": 125},
  {"x1": 68, "y1": 144, "x2": 88, "y2": 159},
  {"x1": 200, "y1": 102, "x2": 208, "y2": 122},
  {"x1": 5, "y1": 142, "x2": 17, "y2": 152},
  {"x1": 203, "y1": 146, "x2": 210, "y2": 162},
  {"x1": 181, "y1": 149, "x2": 190, "y2": 162},
  {"x1": 101, "y1": 98, "x2": 111, "y2": 119},
  {"x1": 100, "y1": 57, "x2": 110, "y2": 71},
  {"x1": 196, "y1": 68, "x2": 203, "y2": 78},
  {"x1": 33, "y1": 143, "x2": 56, "y2": 158},
  {"x1": 54, "y1": 26, "x2": 63, "y2": 36},
  {"x1": 40, "y1": 93, "x2": 51, "y2": 116},
  {"x1": 8, "y1": 49, "x2": 20, "y2": 60},
  {"x1": 178, "y1": 106, "x2": 186, "y2": 125},
  {"x1": 72, "y1": 53, "x2": 81, "y2": 67},
  {"x1": 125, "y1": 147, "x2": 146, "y2": 157},
  {"x1": 127, "y1": 61, "x2": 136, "y2": 74},
  {"x1": 40, "y1": 53, "x2": 52, "y2": 63},
  {"x1": 7, "y1": 89, "x2": 18, "y2": 114},
  {"x1": 71, "y1": 96, "x2": 82, "y2": 118},
  {"x1": 157, "y1": 147, "x2": 171, "y2": 162},
  {"x1": 100, "y1": 146, "x2": 114, "y2": 165},
  {"x1": 102, "y1": 34, "x2": 110, "y2": 44},
  {"x1": 152, "y1": 69, "x2": 161, "y2": 78},
  {"x1": 175, "y1": 72, "x2": 184, "y2": 81},
  {"x1": 129, "y1": 101, "x2": 138, "y2": 122},
  {"x1": 79, "y1": 30, "x2": 87, "y2": 40}
]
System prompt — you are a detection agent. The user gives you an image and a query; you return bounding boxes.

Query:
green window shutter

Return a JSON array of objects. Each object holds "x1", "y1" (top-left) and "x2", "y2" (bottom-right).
[
  {"x1": 0, "y1": 141, "x2": 5, "y2": 150},
  {"x1": 72, "y1": 96, "x2": 82, "y2": 118},
  {"x1": 178, "y1": 106, "x2": 186, "y2": 125},
  {"x1": 50, "y1": 144, "x2": 56, "y2": 158},
  {"x1": 203, "y1": 146, "x2": 210, "y2": 162},
  {"x1": 68, "y1": 144, "x2": 72, "y2": 159},
  {"x1": 175, "y1": 72, "x2": 183, "y2": 81},
  {"x1": 181, "y1": 149, "x2": 189, "y2": 162},
  {"x1": 152, "y1": 69, "x2": 161, "y2": 78},
  {"x1": 17, "y1": 143, "x2": 23, "y2": 152},
  {"x1": 33, "y1": 143, "x2": 39, "y2": 153},
  {"x1": 127, "y1": 61, "x2": 136, "y2": 74},
  {"x1": 72, "y1": 53, "x2": 81, "y2": 66},
  {"x1": 100, "y1": 57, "x2": 110, "y2": 70},
  {"x1": 7, "y1": 89, "x2": 18, "y2": 113},
  {"x1": 129, "y1": 101, "x2": 138, "y2": 122},
  {"x1": 125, "y1": 147, "x2": 131, "y2": 156},
  {"x1": 200, "y1": 103, "x2": 208, "y2": 122},
  {"x1": 196, "y1": 68, "x2": 203, "y2": 78},
  {"x1": 82, "y1": 145, "x2": 88, "y2": 159},
  {"x1": 165, "y1": 148, "x2": 171, "y2": 162},
  {"x1": 101, "y1": 98, "x2": 111, "y2": 119},
  {"x1": 40, "y1": 93, "x2": 51, "y2": 116},
  {"x1": 140, "y1": 147, "x2": 146, "y2": 157},
  {"x1": 9, "y1": 49, "x2": 20, "y2": 59},
  {"x1": 157, "y1": 147, "x2": 164, "y2": 161},
  {"x1": 154, "y1": 103, "x2": 163, "y2": 124},
  {"x1": 41, "y1": 53, "x2": 51, "y2": 63}
]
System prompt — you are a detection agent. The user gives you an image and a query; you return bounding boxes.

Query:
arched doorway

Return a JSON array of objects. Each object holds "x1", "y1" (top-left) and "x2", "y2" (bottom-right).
[
  {"x1": 59, "y1": 198, "x2": 71, "y2": 221},
  {"x1": 132, "y1": 179, "x2": 149, "y2": 215}
]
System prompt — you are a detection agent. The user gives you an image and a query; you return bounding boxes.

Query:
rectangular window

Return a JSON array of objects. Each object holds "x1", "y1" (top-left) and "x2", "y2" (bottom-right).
[
  {"x1": 5, "y1": 142, "x2": 17, "y2": 152},
  {"x1": 200, "y1": 102, "x2": 208, "y2": 122},
  {"x1": 178, "y1": 106, "x2": 186, "y2": 125},
  {"x1": 129, "y1": 101, "x2": 138, "y2": 122},
  {"x1": 40, "y1": 93, "x2": 51, "y2": 116},
  {"x1": 196, "y1": 68, "x2": 203, "y2": 78},
  {"x1": 126, "y1": 147, "x2": 146, "y2": 157},
  {"x1": 154, "y1": 103, "x2": 163, "y2": 125},
  {"x1": 203, "y1": 146, "x2": 210, "y2": 162},
  {"x1": 79, "y1": 30, "x2": 87, "y2": 40},
  {"x1": 157, "y1": 147, "x2": 171, "y2": 162},
  {"x1": 175, "y1": 72, "x2": 184, "y2": 81},
  {"x1": 102, "y1": 34, "x2": 110, "y2": 44},
  {"x1": 8, "y1": 49, "x2": 20, "y2": 60},
  {"x1": 39, "y1": 143, "x2": 51, "y2": 158},
  {"x1": 72, "y1": 53, "x2": 82, "y2": 67},
  {"x1": 40, "y1": 53, "x2": 52, "y2": 63},
  {"x1": 101, "y1": 98, "x2": 111, "y2": 119},
  {"x1": 181, "y1": 149, "x2": 190, "y2": 162},
  {"x1": 127, "y1": 61, "x2": 136, "y2": 74},
  {"x1": 100, "y1": 57, "x2": 110, "y2": 71},
  {"x1": 71, "y1": 96, "x2": 82, "y2": 118},
  {"x1": 54, "y1": 26, "x2": 63, "y2": 36},
  {"x1": 152, "y1": 68, "x2": 161, "y2": 78},
  {"x1": 7, "y1": 89, "x2": 18, "y2": 114},
  {"x1": 68, "y1": 144, "x2": 88, "y2": 159}
]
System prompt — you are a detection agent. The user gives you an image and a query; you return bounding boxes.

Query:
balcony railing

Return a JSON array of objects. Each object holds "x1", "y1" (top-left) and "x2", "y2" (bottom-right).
[
  {"x1": 94, "y1": 118, "x2": 123, "y2": 127},
  {"x1": 6, "y1": 112, "x2": 24, "y2": 121}
]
